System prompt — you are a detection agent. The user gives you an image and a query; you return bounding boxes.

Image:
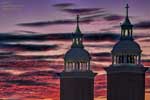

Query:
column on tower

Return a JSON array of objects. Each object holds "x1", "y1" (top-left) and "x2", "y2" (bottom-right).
[
  {"x1": 112, "y1": 54, "x2": 141, "y2": 65},
  {"x1": 66, "y1": 61, "x2": 90, "y2": 72}
]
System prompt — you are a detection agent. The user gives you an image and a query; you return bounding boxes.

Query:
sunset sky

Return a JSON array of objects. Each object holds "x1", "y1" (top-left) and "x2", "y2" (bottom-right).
[{"x1": 0, "y1": 0, "x2": 150, "y2": 100}]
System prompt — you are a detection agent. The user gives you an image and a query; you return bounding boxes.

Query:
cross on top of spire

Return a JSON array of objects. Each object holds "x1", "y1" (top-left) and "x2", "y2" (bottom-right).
[
  {"x1": 121, "y1": 3, "x2": 132, "y2": 26},
  {"x1": 125, "y1": 4, "x2": 129, "y2": 17},
  {"x1": 120, "y1": 4, "x2": 133, "y2": 40}
]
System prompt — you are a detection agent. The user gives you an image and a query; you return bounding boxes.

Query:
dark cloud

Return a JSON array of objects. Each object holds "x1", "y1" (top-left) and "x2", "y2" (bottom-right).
[
  {"x1": 140, "y1": 38, "x2": 150, "y2": 42},
  {"x1": 134, "y1": 35, "x2": 150, "y2": 39},
  {"x1": 142, "y1": 54, "x2": 150, "y2": 57},
  {"x1": 0, "y1": 33, "x2": 63, "y2": 42},
  {"x1": 95, "y1": 74, "x2": 107, "y2": 97},
  {"x1": 84, "y1": 33, "x2": 119, "y2": 42},
  {"x1": 0, "y1": 60, "x2": 55, "y2": 71},
  {"x1": 15, "y1": 54, "x2": 64, "y2": 60},
  {"x1": 142, "y1": 59, "x2": 150, "y2": 67},
  {"x1": 19, "y1": 70, "x2": 59, "y2": 78},
  {"x1": 17, "y1": 11, "x2": 124, "y2": 28},
  {"x1": 0, "y1": 54, "x2": 63, "y2": 61},
  {"x1": 17, "y1": 19, "x2": 93, "y2": 27},
  {"x1": 0, "y1": 43, "x2": 58, "y2": 51},
  {"x1": 0, "y1": 51, "x2": 14, "y2": 56},
  {"x1": 5, "y1": 80, "x2": 48, "y2": 86},
  {"x1": 55, "y1": 7, "x2": 106, "y2": 22},
  {"x1": 0, "y1": 52, "x2": 15, "y2": 59},
  {"x1": 0, "y1": 33, "x2": 44, "y2": 42},
  {"x1": 92, "y1": 52, "x2": 111, "y2": 57},
  {"x1": 18, "y1": 20, "x2": 74, "y2": 27},
  {"x1": 142, "y1": 59, "x2": 150, "y2": 62},
  {"x1": 0, "y1": 72, "x2": 13, "y2": 77},
  {"x1": 95, "y1": 85, "x2": 106, "y2": 90},
  {"x1": 62, "y1": 8, "x2": 104, "y2": 15},
  {"x1": 81, "y1": 13, "x2": 123, "y2": 22},
  {"x1": 85, "y1": 44, "x2": 113, "y2": 48},
  {"x1": 15, "y1": 30, "x2": 39, "y2": 34},
  {"x1": 92, "y1": 57, "x2": 111, "y2": 62},
  {"x1": 1, "y1": 71, "x2": 59, "y2": 86},
  {"x1": 82, "y1": 13, "x2": 106, "y2": 20},
  {"x1": 134, "y1": 21, "x2": 150, "y2": 29},
  {"x1": 0, "y1": 32, "x2": 119, "y2": 42},
  {"x1": 104, "y1": 14, "x2": 124, "y2": 21},
  {"x1": 52, "y1": 3, "x2": 75, "y2": 8}
]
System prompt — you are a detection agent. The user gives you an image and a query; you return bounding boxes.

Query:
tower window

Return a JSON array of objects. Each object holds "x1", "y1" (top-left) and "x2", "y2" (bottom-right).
[
  {"x1": 76, "y1": 38, "x2": 79, "y2": 44},
  {"x1": 125, "y1": 30, "x2": 128, "y2": 36}
]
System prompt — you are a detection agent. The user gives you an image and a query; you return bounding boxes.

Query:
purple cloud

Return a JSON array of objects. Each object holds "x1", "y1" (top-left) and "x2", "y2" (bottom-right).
[
  {"x1": 134, "y1": 21, "x2": 150, "y2": 29},
  {"x1": 104, "y1": 14, "x2": 124, "y2": 21},
  {"x1": 52, "y1": 3, "x2": 75, "y2": 8},
  {"x1": 62, "y1": 8, "x2": 104, "y2": 15},
  {"x1": 92, "y1": 52, "x2": 111, "y2": 57},
  {"x1": 0, "y1": 32, "x2": 119, "y2": 42},
  {"x1": 17, "y1": 19, "x2": 93, "y2": 27},
  {"x1": 0, "y1": 43, "x2": 58, "y2": 51}
]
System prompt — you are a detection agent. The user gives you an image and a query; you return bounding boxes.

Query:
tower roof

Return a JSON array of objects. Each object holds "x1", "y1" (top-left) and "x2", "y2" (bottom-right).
[
  {"x1": 64, "y1": 15, "x2": 91, "y2": 62},
  {"x1": 112, "y1": 4, "x2": 141, "y2": 55},
  {"x1": 112, "y1": 40, "x2": 141, "y2": 55},
  {"x1": 64, "y1": 48, "x2": 91, "y2": 62},
  {"x1": 71, "y1": 15, "x2": 83, "y2": 48}
]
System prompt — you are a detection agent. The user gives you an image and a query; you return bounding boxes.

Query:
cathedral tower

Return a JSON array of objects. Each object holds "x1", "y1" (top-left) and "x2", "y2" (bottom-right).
[
  {"x1": 60, "y1": 15, "x2": 96, "y2": 100},
  {"x1": 105, "y1": 4, "x2": 148, "y2": 100}
]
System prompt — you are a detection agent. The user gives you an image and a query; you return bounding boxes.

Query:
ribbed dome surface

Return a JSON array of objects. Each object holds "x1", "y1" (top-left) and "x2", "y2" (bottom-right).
[
  {"x1": 64, "y1": 48, "x2": 91, "y2": 62},
  {"x1": 112, "y1": 40, "x2": 141, "y2": 54}
]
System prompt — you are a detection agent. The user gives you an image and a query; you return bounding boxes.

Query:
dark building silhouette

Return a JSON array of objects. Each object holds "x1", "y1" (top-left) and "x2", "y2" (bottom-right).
[
  {"x1": 105, "y1": 4, "x2": 148, "y2": 100},
  {"x1": 60, "y1": 15, "x2": 96, "y2": 100}
]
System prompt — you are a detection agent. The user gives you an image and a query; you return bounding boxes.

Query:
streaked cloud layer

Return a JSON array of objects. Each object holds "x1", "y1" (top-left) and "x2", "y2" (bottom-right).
[{"x1": 0, "y1": 0, "x2": 150, "y2": 100}]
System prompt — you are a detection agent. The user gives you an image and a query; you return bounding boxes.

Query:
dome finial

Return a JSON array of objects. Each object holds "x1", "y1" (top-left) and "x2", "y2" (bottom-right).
[
  {"x1": 75, "y1": 15, "x2": 81, "y2": 33},
  {"x1": 125, "y1": 4, "x2": 129, "y2": 18}
]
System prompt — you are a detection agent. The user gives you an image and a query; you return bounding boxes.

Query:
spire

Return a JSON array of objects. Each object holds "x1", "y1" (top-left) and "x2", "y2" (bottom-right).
[
  {"x1": 71, "y1": 15, "x2": 83, "y2": 48},
  {"x1": 120, "y1": 4, "x2": 133, "y2": 40},
  {"x1": 122, "y1": 3, "x2": 132, "y2": 25},
  {"x1": 75, "y1": 15, "x2": 81, "y2": 33},
  {"x1": 125, "y1": 4, "x2": 129, "y2": 18}
]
